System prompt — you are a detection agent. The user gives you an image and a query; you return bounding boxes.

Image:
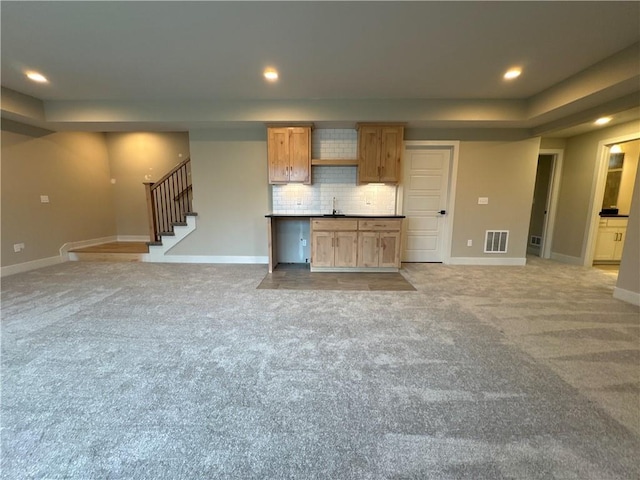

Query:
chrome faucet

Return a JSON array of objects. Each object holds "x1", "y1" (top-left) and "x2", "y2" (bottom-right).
[{"x1": 332, "y1": 197, "x2": 337, "y2": 215}]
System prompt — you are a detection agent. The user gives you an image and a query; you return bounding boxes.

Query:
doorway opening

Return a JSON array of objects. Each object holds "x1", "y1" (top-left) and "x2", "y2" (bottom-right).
[
  {"x1": 590, "y1": 138, "x2": 639, "y2": 272},
  {"x1": 528, "y1": 150, "x2": 562, "y2": 259}
]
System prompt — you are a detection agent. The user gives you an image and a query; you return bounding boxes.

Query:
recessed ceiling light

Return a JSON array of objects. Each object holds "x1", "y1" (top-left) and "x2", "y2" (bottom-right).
[
  {"x1": 503, "y1": 68, "x2": 522, "y2": 80},
  {"x1": 263, "y1": 68, "x2": 278, "y2": 81},
  {"x1": 26, "y1": 71, "x2": 48, "y2": 83},
  {"x1": 594, "y1": 117, "x2": 612, "y2": 125}
]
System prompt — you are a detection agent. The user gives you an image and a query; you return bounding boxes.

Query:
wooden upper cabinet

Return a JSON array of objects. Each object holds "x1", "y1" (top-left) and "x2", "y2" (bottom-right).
[
  {"x1": 358, "y1": 126, "x2": 382, "y2": 183},
  {"x1": 357, "y1": 124, "x2": 404, "y2": 184},
  {"x1": 267, "y1": 126, "x2": 312, "y2": 184}
]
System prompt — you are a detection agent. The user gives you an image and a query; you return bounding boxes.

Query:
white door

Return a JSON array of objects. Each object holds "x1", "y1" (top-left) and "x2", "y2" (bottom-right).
[{"x1": 402, "y1": 147, "x2": 451, "y2": 262}]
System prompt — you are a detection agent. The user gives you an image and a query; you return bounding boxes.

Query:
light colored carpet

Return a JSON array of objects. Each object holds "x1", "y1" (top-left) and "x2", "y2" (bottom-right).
[{"x1": 1, "y1": 258, "x2": 638, "y2": 479}]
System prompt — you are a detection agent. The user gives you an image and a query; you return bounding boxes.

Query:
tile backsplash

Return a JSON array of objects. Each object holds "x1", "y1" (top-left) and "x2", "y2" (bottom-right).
[
  {"x1": 272, "y1": 166, "x2": 397, "y2": 215},
  {"x1": 271, "y1": 129, "x2": 398, "y2": 215},
  {"x1": 311, "y1": 129, "x2": 358, "y2": 159}
]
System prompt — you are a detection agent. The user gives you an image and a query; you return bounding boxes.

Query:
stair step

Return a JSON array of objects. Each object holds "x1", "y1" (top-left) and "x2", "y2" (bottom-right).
[
  {"x1": 159, "y1": 231, "x2": 175, "y2": 237},
  {"x1": 147, "y1": 241, "x2": 163, "y2": 246},
  {"x1": 70, "y1": 252, "x2": 146, "y2": 262},
  {"x1": 68, "y1": 241, "x2": 149, "y2": 263}
]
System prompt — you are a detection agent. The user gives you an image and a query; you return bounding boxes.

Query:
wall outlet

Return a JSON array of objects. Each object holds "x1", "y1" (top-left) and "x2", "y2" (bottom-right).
[
  {"x1": 40, "y1": 195, "x2": 50, "y2": 203},
  {"x1": 478, "y1": 197, "x2": 489, "y2": 205},
  {"x1": 14, "y1": 243, "x2": 25, "y2": 253},
  {"x1": 296, "y1": 198, "x2": 303, "y2": 206},
  {"x1": 301, "y1": 239, "x2": 307, "y2": 246},
  {"x1": 365, "y1": 197, "x2": 371, "y2": 205},
  {"x1": 467, "y1": 239, "x2": 473, "y2": 247}
]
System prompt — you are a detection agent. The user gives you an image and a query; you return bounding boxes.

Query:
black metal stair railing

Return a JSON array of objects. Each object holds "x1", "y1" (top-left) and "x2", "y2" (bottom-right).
[{"x1": 144, "y1": 157, "x2": 193, "y2": 243}]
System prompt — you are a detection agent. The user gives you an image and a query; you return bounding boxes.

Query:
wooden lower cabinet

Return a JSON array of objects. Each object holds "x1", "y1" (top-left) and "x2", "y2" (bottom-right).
[
  {"x1": 311, "y1": 217, "x2": 402, "y2": 271},
  {"x1": 311, "y1": 230, "x2": 357, "y2": 267},
  {"x1": 357, "y1": 231, "x2": 401, "y2": 268}
]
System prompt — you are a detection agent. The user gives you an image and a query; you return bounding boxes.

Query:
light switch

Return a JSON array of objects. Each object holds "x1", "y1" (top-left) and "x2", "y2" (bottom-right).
[
  {"x1": 40, "y1": 195, "x2": 50, "y2": 203},
  {"x1": 478, "y1": 197, "x2": 489, "y2": 205}
]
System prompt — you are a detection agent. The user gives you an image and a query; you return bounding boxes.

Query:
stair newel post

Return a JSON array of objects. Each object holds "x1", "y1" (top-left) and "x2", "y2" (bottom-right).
[{"x1": 144, "y1": 182, "x2": 158, "y2": 242}]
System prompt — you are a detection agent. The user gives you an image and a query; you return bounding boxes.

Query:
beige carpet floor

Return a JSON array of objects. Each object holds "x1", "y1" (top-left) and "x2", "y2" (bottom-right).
[{"x1": 2, "y1": 257, "x2": 638, "y2": 479}]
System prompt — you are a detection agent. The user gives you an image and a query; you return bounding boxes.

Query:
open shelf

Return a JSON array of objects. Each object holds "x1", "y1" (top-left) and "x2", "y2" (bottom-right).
[{"x1": 311, "y1": 158, "x2": 358, "y2": 166}]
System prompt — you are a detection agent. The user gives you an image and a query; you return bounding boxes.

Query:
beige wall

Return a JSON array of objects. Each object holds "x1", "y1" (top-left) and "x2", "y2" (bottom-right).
[
  {"x1": 169, "y1": 129, "x2": 269, "y2": 258},
  {"x1": 1, "y1": 130, "x2": 116, "y2": 267},
  {"x1": 539, "y1": 137, "x2": 567, "y2": 150},
  {"x1": 105, "y1": 132, "x2": 190, "y2": 237},
  {"x1": 551, "y1": 121, "x2": 640, "y2": 259},
  {"x1": 450, "y1": 138, "x2": 541, "y2": 259}
]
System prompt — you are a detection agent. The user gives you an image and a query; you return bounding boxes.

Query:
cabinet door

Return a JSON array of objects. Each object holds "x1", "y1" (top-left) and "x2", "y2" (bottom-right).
[
  {"x1": 312, "y1": 231, "x2": 334, "y2": 267},
  {"x1": 594, "y1": 227, "x2": 618, "y2": 261},
  {"x1": 613, "y1": 229, "x2": 625, "y2": 261},
  {"x1": 289, "y1": 127, "x2": 311, "y2": 183},
  {"x1": 268, "y1": 128, "x2": 290, "y2": 183},
  {"x1": 379, "y1": 126, "x2": 403, "y2": 183},
  {"x1": 358, "y1": 126, "x2": 381, "y2": 183},
  {"x1": 334, "y1": 231, "x2": 358, "y2": 267},
  {"x1": 379, "y1": 231, "x2": 401, "y2": 268},
  {"x1": 358, "y1": 231, "x2": 380, "y2": 267}
]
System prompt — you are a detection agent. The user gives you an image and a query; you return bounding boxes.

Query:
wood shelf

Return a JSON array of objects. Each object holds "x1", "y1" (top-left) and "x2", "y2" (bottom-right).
[{"x1": 311, "y1": 158, "x2": 358, "y2": 166}]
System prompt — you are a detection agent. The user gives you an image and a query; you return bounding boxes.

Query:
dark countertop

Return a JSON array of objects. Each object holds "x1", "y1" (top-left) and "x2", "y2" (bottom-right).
[
  {"x1": 266, "y1": 213, "x2": 405, "y2": 218},
  {"x1": 599, "y1": 214, "x2": 629, "y2": 218}
]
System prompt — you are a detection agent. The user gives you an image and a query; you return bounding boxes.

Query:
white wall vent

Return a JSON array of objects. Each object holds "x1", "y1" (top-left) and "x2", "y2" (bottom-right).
[{"x1": 485, "y1": 230, "x2": 509, "y2": 253}]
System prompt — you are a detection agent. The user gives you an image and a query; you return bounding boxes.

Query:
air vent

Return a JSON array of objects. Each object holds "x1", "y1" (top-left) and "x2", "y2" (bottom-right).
[{"x1": 485, "y1": 230, "x2": 509, "y2": 253}]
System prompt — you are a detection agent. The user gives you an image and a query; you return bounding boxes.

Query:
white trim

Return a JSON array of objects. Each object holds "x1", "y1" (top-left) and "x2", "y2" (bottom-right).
[
  {"x1": 445, "y1": 142, "x2": 460, "y2": 265},
  {"x1": 145, "y1": 255, "x2": 268, "y2": 264},
  {"x1": 1, "y1": 256, "x2": 63, "y2": 277},
  {"x1": 613, "y1": 287, "x2": 640, "y2": 306},
  {"x1": 538, "y1": 149, "x2": 564, "y2": 259},
  {"x1": 401, "y1": 140, "x2": 460, "y2": 265},
  {"x1": 448, "y1": 256, "x2": 526, "y2": 266},
  {"x1": 59, "y1": 235, "x2": 118, "y2": 260},
  {"x1": 550, "y1": 252, "x2": 583, "y2": 265},
  {"x1": 117, "y1": 235, "x2": 150, "y2": 242},
  {"x1": 584, "y1": 132, "x2": 640, "y2": 267}
]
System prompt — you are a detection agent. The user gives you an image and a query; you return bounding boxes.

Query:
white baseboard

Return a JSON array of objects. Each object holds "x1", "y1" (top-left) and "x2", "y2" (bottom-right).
[
  {"x1": 613, "y1": 287, "x2": 640, "y2": 306},
  {"x1": 448, "y1": 257, "x2": 526, "y2": 266},
  {"x1": 1, "y1": 255, "x2": 63, "y2": 277},
  {"x1": 550, "y1": 252, "x2": 583, "y2": 265},
  {"x1": 59, "y1": 235, "x2": 118, "y2": 259},
  {"x1": 146, "y1": 255, "x2": 269, "y2": 264},
  {"x1": 117, "y1": 235, "x2": 150, "y2": 242}
]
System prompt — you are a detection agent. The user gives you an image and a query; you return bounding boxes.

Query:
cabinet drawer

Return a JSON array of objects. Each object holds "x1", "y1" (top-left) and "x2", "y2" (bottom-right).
[
  {"x1": 312, "y1": 219, "x2": 358, "y2": 231},
  {"x1": 606, "y1": 218, "x2": 628, "y2": 228},
  {"x1": 358, "y1": 219, "x2": 402, "y2": 231}
]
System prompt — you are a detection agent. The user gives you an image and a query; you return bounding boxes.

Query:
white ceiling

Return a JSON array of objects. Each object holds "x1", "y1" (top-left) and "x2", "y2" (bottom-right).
[{"x1": 2, "y1": 1, "x2": 639, "y2": 135}]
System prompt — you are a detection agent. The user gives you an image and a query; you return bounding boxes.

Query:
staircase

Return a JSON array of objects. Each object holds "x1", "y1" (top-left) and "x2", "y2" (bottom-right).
[
  {"x1": 144, "y1": 157, "x2": 196, "y2": 244},
  {"x1": 68, "y1": 158, "x2": 198, "y2": 263}
]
